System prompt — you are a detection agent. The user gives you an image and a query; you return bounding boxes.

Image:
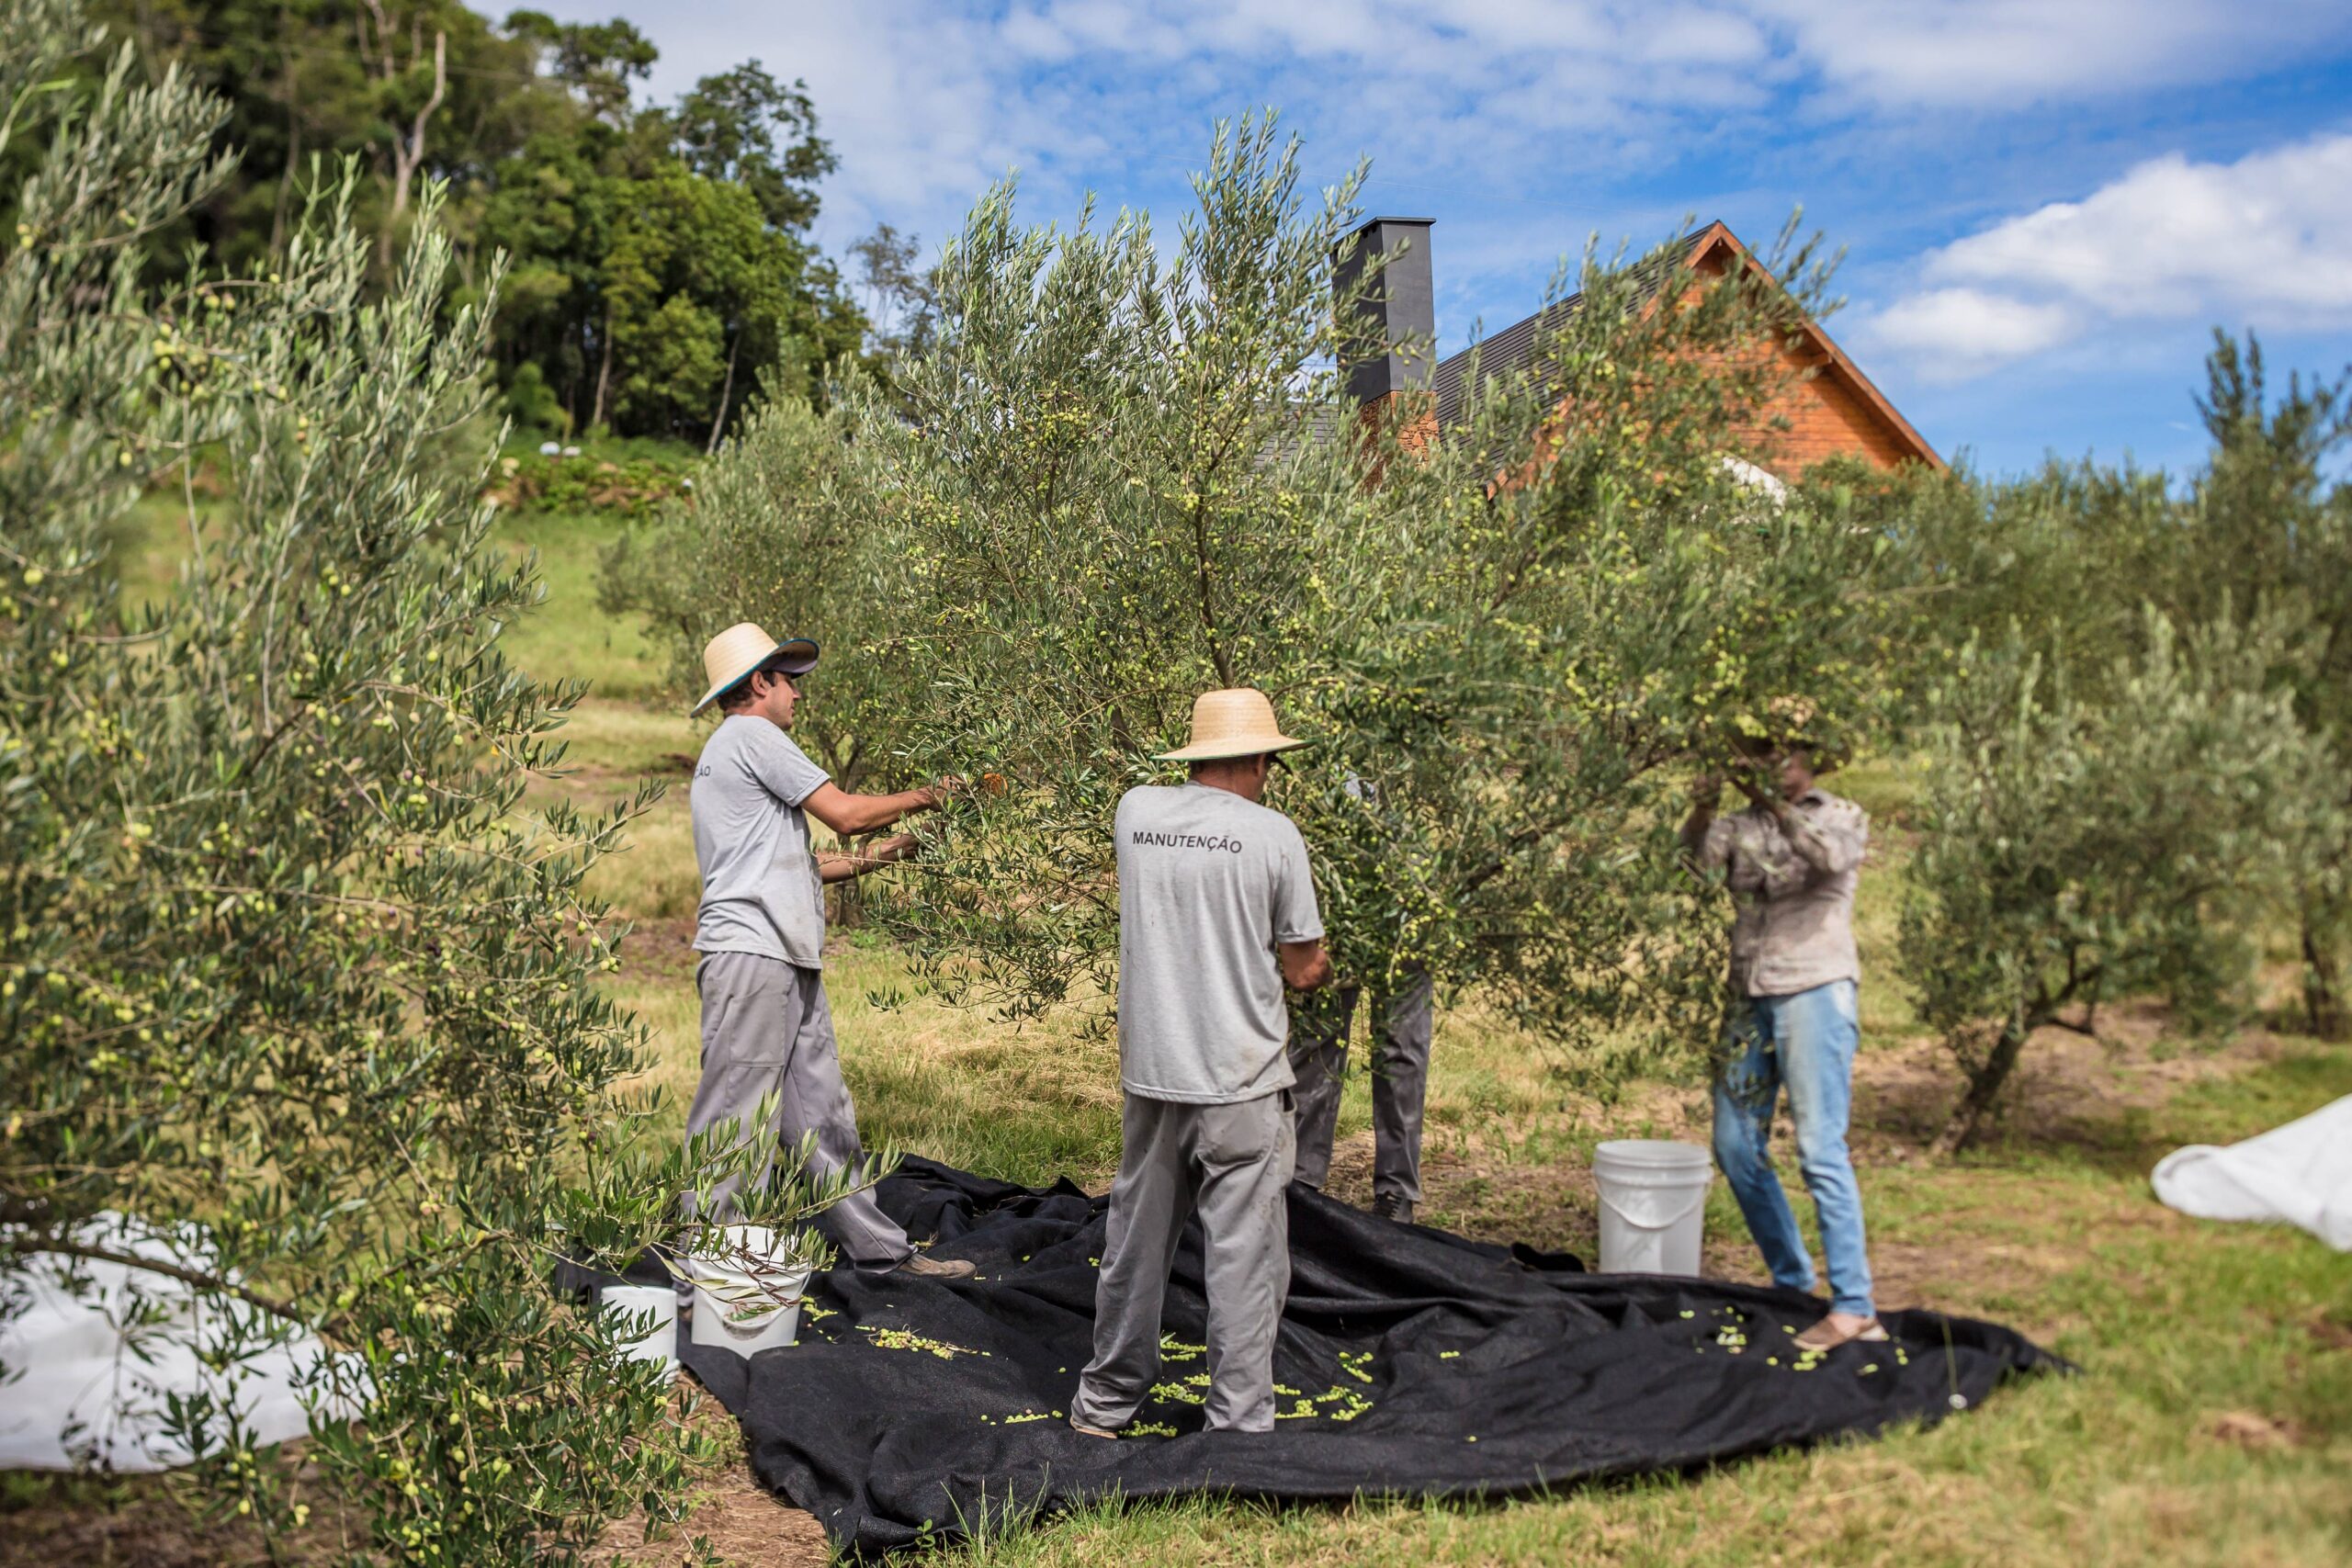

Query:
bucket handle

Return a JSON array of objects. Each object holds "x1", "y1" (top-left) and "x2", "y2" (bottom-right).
[{"x1": 1599, "y1": 1190, "x2": 1709, "y2": 1231}]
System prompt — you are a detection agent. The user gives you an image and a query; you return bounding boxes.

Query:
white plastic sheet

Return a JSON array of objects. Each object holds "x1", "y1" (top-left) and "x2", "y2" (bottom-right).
[
  {"x1": 2151, "y1": 1095, "x2": 2352, "y2": 1250},
  {"x1": 1, "y1": 1214, "x2": 353, "y2": 1472}
]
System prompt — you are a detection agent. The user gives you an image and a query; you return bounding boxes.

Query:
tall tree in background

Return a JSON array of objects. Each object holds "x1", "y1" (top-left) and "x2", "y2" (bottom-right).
[
  {"x1": 851, "y1": 220, "x2": 942, "y2": 377},
  {"x1": 96, "y1": 1, "x2": 866, "y2": 442},
  {"x1": 2170, "y1": 335, "x2": 2352, "y2": 1036}
]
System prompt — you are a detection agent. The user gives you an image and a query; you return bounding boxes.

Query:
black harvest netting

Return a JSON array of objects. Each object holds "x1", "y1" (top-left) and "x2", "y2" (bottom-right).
[{"x1": 656, "y1": 1158, "x2": 2063, "y2": 1556}]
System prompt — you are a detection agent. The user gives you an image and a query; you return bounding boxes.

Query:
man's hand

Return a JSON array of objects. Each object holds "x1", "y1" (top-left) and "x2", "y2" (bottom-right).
[
  {"x1": 1280, "y1": 939, "x2": 1333, "y2": 992},
  {"x1": 1731, "y1": 772, "x2": 1792, "y2": 817},
  {"x1": 817, "y1": 832, "x2": 920, "y2": 884}
]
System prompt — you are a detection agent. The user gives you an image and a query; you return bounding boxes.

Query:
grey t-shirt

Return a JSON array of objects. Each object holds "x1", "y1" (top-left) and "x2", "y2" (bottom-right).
[
  {"x1": 1115, "y1": 782, "x2": 1325, "y2": 1104},
  {"x1": 691, "y1": 715, "x2": 831, "y2": 969}
]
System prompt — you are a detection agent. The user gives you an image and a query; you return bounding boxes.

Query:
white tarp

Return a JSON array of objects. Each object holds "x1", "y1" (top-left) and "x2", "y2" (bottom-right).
[
  {"x1": 1, "y1": 1214, "x2": 349, "y2": 1472},
  {"x1": 2151, "y1": 1095, "x2": 2352, "y2": 1251}
]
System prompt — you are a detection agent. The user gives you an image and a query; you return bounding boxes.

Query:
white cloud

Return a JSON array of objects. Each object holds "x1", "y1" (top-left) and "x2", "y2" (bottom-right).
[
  {"x1": 1752, "y1": 0, "x2": 2352, "y2": 109},
  {"x1": 1860, "y1": 133, "x2": 2352, "y2": 378},
  {"x1": 1863, "y1": 289, "x2": 2079, "y2": 381},
  {"x1": 1929, "y1": 138, "x2": 2352, "y2": 317}
]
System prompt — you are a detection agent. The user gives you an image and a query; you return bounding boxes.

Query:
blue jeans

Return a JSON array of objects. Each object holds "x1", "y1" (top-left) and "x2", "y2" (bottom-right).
[{"x1": 1711, "y1": 980, "x2": 1874, "y2": 1316}]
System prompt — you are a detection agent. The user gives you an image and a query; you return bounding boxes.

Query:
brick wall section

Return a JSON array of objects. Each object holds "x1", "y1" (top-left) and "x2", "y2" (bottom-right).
[
  {"x1": 1358, "y1": 390, "x2": 1441, "y2": 486},
  {"x1": 1739, "y1": 334, "x2": 1913, "y2": 475},
  {"x1": 1686, "y1": 245, "x2": 1922, "y2": 478}
]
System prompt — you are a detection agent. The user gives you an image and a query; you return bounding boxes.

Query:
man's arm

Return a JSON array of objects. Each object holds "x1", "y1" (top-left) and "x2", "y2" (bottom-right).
[
  {"x1": 1679, "y1": 774, "x2": 1732, "y2": 873},
  {"x1": 816, "y1": 832, "x2": 919, "y2": 884},
  {"x1": 1733, "y1": 780, "x2": 1867, "y2": 875},
  {"x1": 802, "y1": 779, "x2": 953, "y2": 838},
  {"x1": 1281, "y1": 939, "x2": 1333, "y2": 992},
  {"x1": 1783, "y1": 800, "x2": 1867, "y2": 874}
]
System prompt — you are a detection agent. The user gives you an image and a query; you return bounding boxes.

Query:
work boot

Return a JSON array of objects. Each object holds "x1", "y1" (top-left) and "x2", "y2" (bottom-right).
[
  {"x1": 1069, "y1": 1416, "x2": 1119, "y2": 1439},
  {"x1": 1792, "y1": 1312, "x2": 1887, "y2": 1351},
  {"x1": 888, "y1": 1252, "x2": 976, "y2": 1280},
  {"x1": 1373, "y1": 1191, "x2": 1414, "y2": 1225}
]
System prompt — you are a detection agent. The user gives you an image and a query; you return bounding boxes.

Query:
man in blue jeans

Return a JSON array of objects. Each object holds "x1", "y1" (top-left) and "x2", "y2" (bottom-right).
[{"x1": 1682, "y1": 725, "x2": 1880, "y2": 1351}]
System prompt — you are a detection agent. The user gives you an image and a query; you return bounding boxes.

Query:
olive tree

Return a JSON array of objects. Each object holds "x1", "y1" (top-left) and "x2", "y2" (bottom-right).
[
  {"x1": 599, "y1": 381, "x2": 932, "y2": 926},
  {"x1": 0, "y1": 6, "x2": 839, "y2": 1558},
  {"x1": 1438, "y1": 223, "x2": 1918, "y2": 1067},
  {"x1": 1844, "y1": 335, "x2": 2352, "y2": 1045},
  {"x1": 2166, "y1": 335, "x2": 2352, "y2": 1036},
  {"x1": 599, "y1": 381, "x2": 921, "y2": 795},
  {"x1": 831, "y1": 115, "x2": 1913, "y2": 1087},
  {"x1": 1900, "y1": 613, "x2": 2330, "y2": 1152}
]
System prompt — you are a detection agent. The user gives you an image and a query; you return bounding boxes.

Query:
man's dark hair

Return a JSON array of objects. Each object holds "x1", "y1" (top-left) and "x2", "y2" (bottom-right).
[
  {"x1": 718, "y1": 663, "x2": 800, "y2": 715},
  {"x1": 1188, "y1": 753, "x2": 1270, "y2": 778},
  {"x1": 717, "y1": 673, "x2": 764, "y2": 714}
]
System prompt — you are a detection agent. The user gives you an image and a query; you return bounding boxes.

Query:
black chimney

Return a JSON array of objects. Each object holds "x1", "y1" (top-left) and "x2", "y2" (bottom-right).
[{"x1": 1335, "y1": 217, "x2": 1435, "y2": 407}]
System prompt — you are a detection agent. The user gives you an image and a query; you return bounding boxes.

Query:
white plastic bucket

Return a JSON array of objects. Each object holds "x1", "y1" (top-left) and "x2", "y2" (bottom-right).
[
  {"x1": 1594, "y1": 1139, "x2": 1713, "y2": 1276},
  {"x1": 690, "y1": 1285, "x2": 804, "y2": 1358},
  {"x1": 599, "y1": 1285, "x2": 679, "y2": 1380},
  {"x1": 682, "y1": 1225, "x2": 815, "y2": 1360}
]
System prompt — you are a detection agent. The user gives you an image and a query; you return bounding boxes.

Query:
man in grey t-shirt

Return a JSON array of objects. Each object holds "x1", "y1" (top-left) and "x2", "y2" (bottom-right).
[
  {"x1": 1072, "y1": 689, "x2": 1332, "y2": 1438},
  {"x1": 683, "y1": 622, "x2": 973, "y2": 1281}
]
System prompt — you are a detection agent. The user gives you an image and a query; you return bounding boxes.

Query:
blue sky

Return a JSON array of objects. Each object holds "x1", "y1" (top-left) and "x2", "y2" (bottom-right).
[{"x1": 530, "y1": 1, "x2": 2352, "y2": 479}]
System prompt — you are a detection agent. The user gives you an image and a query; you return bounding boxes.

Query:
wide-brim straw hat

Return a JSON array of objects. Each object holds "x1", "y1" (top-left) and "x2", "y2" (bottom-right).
[
  {"x1": 1155, "y1": 688, "x2": 1314, "y2": 762},
  {"x1": 1731, "y1": 696, "x2": 1842, "y2": 772},
  {"x1": 692, "y1": 622, "x2": 820, "y2": 716}
]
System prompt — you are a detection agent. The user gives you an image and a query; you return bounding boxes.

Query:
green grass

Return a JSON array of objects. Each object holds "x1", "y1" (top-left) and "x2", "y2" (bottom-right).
[{"x1": 492, "y1": 509, "x2": 673, "y2": 702}]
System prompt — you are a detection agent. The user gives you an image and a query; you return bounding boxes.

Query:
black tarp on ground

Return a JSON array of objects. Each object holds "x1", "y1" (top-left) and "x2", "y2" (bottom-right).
[{"x1": 677, "y1": 1158, "x2": 2064, "y2": 1558}]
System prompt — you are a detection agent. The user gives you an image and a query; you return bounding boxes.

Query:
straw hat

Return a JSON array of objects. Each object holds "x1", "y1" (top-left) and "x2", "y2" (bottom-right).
[
  {"x1": 1731, "y1": 695, "x2": 1841, "y2": 772},
  {"x1": 1154, "y1": 688, "x2": 1313, "y2": 762},
  {"x1": 692, "y1": 622, "x2": 820, "y2": 716}
]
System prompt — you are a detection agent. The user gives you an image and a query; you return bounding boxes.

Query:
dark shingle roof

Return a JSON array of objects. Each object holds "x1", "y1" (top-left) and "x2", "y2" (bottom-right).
[{"x1": 1432, "y1": 226, "x2": 1712, "y2": 431}]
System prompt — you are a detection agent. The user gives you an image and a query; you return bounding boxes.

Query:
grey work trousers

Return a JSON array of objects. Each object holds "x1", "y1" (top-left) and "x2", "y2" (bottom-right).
[
  {"x1": 1073, "y1": 1091, "x2": 1295, "y2": 1434},
  {"x1": 684, "y1": 952, "x2": 911, "y2": 1269},
  {"x1": 1286, "y1": 969, "x2": 1434, "y2": 1204}
]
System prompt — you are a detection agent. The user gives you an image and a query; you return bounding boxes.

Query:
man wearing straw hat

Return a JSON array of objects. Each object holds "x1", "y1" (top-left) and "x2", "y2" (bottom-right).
[
  {"x1": 1681, "y1": 701, "x2": 1878, "y2": 1350},
  {"x1": 1072, "y1": 688, "x2": 1333, "y2": 1438},
  {"x1": 683, "y1": 622, "x2": 974, "y2": 1281}
]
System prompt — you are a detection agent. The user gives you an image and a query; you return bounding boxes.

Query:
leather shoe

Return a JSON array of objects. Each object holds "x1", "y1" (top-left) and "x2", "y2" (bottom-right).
[
  {"x1": 1792, "y1": 1312, "x2": 1888, "y2": 1350},
  {"x1": 888, "y1": 1252, "x2": 976, "y2": 1280}
]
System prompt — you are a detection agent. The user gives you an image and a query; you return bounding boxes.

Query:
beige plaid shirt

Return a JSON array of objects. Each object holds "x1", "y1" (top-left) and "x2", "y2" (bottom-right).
[{"x1": 1683, "y1": 788, "x2": 1870, "y2": 998}]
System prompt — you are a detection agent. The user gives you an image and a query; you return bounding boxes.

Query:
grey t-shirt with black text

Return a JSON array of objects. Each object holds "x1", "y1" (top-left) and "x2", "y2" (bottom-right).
[
  {"x1": 691, "y1": 714, "x2": 831, "y2": 969},
  {"x1": 1115, "y1": 782, "x2": 1325, "y2": 1104}
]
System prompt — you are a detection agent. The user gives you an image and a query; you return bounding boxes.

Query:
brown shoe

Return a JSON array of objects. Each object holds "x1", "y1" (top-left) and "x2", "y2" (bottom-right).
[
  {"x1": 888, "y1": 1253, "x2": 976, "y2": 1280},
  {"x1": 1069, "y1": 1416, "x2": 1119, "y2": 1439},
  {"x1": 1793, "y1": 1312, "x2": 1889, "y2": 1351}
]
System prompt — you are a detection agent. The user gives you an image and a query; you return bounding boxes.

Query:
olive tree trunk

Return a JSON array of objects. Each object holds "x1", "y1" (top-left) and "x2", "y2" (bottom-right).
[{"x1": 1934, "y1": 1019, "x2": 2030, "y2": 1156}]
